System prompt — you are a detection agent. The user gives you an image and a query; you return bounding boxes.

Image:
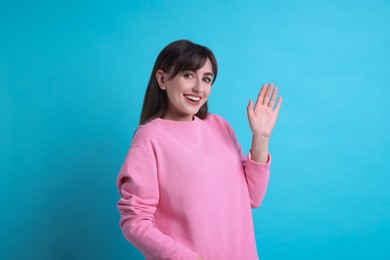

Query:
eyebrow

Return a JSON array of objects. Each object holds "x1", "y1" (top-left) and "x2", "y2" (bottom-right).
[{"x1": 204, "y1": 72, "x2": 214, "y2": 78}]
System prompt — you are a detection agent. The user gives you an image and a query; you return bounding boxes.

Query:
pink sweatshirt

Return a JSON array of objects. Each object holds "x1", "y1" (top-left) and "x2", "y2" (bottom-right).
[{"x1": 117, "y1": 114, "x2": 271, "y2": 260}]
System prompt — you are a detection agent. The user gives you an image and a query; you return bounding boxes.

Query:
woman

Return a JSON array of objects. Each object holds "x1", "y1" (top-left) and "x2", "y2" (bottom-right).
[{"x1": 117, "y1": 39, "x2": 282, "y2": 259}]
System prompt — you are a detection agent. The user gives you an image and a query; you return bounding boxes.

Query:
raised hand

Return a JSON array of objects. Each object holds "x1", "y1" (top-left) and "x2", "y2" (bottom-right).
[{"x1": 247, "y1": 82, "x2": 282, "y2": 139}]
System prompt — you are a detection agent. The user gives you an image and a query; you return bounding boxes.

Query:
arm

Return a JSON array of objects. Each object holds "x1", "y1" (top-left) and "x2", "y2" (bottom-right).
[
  {"x1": 224, "y1": 120, "x2": 272, "y2": 208},
  {"x1": 244, "y1": 82, "x2": 282, "y2": 207},
  {"x1": 117, "y1": 146, "x2": 199, "y2": 260}
]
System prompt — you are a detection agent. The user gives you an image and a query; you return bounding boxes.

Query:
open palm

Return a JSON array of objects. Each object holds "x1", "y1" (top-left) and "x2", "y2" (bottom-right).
[{"x1": 247, "y1": 83, "x2": 282, "y2": 138}]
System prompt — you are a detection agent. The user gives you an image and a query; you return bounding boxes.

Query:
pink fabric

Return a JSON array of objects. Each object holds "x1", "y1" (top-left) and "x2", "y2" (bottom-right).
[{"x1": 117, "y1": 114, "x2": 270, "y2": 260}]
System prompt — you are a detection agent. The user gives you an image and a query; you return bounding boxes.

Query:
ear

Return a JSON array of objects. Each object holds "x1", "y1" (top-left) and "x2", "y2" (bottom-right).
[{"x1": 156, "y1": 69, "x2": 168, "y2": 90}]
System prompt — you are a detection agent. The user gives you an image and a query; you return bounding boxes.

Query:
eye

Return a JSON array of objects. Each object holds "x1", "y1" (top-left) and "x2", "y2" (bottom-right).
[
  {"x1": 183, "y1": 73, "x2": 193, "y2": 79},
  {"x1": 203, "y1": 77, "x2": 212, "y2": 83}
]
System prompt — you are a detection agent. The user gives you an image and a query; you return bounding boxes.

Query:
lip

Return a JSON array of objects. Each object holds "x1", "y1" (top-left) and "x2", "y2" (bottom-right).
[{"x1": 183, "y1": 94, "x2": 202, "y2": 105}]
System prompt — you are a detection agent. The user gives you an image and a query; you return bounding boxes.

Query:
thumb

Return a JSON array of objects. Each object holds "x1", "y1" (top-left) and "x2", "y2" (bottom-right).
[
  {"x1": 247, "y1": 99, "x2": 253, "y2": 110},
  {"x1": 247, "y1": 99, "x2": 253, "y2": 118}
]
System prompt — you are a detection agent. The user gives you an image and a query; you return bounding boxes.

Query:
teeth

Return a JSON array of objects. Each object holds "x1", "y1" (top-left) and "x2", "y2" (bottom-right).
[{"x1": 185, "y1": 95, "x2": 200, "y2": 102}]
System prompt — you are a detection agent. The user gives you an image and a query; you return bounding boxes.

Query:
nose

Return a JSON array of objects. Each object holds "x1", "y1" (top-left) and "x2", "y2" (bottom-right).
[{"x1": 192, "y1": 77, "x2": 203, "y2": 93}]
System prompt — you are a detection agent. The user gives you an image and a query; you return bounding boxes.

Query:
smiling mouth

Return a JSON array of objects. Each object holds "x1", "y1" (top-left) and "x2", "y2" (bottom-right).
[{"x1": 184, "y1": 94, "x2": 201, "y2": 103}]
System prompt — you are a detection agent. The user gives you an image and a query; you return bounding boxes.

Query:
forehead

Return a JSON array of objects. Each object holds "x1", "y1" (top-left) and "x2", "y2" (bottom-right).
[{"x1": 191, "y1": 58, "x2": 213, "y2": 74}]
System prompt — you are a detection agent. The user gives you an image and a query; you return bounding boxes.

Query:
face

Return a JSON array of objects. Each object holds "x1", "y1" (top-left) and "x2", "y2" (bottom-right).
[{"x1": 157, "y1": 58, "x2": 214, "y2": 121}]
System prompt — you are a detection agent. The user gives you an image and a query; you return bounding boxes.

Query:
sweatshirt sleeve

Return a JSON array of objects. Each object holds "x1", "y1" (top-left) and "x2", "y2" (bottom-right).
[
  {"x1": 116, "y1": 145, "x2": 199, "y2": 260},
  {"x1": 223, "y1": 118, "x2": 271, "y2": 208},
  {"x1": 244, "y1": 151, "x2": 271, "y2": 208}
]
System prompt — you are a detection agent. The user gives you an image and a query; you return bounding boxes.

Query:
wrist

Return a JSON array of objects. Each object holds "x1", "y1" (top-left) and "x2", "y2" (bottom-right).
[
  {"x1": 252, "y1": 134, "x2": 270, "y2": 143},
  {"x1": 250, "y1": 135, "x2": 269, "y2": 163}
]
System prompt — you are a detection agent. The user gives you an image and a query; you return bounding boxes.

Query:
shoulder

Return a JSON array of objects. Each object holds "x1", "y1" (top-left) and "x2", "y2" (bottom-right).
[
  {"x1": 206, "y1": 113, "x2": 233, "y2": 129},
  {"x1": 204, "y1": 113, "x2": 237, "y2": 138},
  {"x1": 205, "y1": 113, "x2": 229, "y2": 126},
  {"x1": 131, "y1": 119, "x2": 161, "y2": 148}
]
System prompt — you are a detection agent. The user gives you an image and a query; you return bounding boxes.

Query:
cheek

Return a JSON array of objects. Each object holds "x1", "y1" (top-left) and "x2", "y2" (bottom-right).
[
  {"x1": 205, "y1": 86, "x2": 212, "y2": 97},
  {"x1": 166, "y1": 84, "x2": 182, "y2": 98}
]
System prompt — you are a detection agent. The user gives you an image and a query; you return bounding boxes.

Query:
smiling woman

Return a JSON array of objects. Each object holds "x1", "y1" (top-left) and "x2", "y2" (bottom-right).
[
  {"x1": 139, "y1": 40, "x2": 218, "y2": 124},
  {"x1": 116, "y1": 39, "x2": 282, "y2": 260}
]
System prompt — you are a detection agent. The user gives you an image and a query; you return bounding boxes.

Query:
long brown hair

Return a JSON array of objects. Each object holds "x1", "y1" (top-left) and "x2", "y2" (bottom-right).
[{"x1": 139, "y1": 40, "x2": 218, "y2": 125}]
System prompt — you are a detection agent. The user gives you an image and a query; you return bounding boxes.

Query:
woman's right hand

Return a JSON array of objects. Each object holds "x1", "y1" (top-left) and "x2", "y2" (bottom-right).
[{"x1": 196, "y1": 257, "x2": 203, "y2": 260}]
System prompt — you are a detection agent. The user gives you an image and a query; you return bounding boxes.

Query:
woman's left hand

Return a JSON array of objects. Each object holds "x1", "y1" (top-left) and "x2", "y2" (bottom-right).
[{"x1": 247, "y1": 82, "x2": 282, "y2": 138}]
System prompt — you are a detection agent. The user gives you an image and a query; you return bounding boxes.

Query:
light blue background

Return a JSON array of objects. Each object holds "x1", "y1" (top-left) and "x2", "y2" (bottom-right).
[{"x1": 1, "y1": 0, "x2": 389, "y2": 259}]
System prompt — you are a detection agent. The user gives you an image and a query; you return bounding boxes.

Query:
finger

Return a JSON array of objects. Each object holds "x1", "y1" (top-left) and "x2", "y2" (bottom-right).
[
  {"x1": 274, "y1": 96, "x2": 282, "y2": 114},
  {"x1": 262, "y1": 82, "x2": 273, "y2": 106},
  {"x1": 247, "y1": 99, "x2": 254, "y2": 118},
  {"x1": 269, "y1": 86, "x2": 278, "y2": 108},
  {"x1": 254, "y1": 84, "x2": 267, "y2": 110},
  {"x1": 248, "y1": 99, "x2": 253, "y2": 109}
]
